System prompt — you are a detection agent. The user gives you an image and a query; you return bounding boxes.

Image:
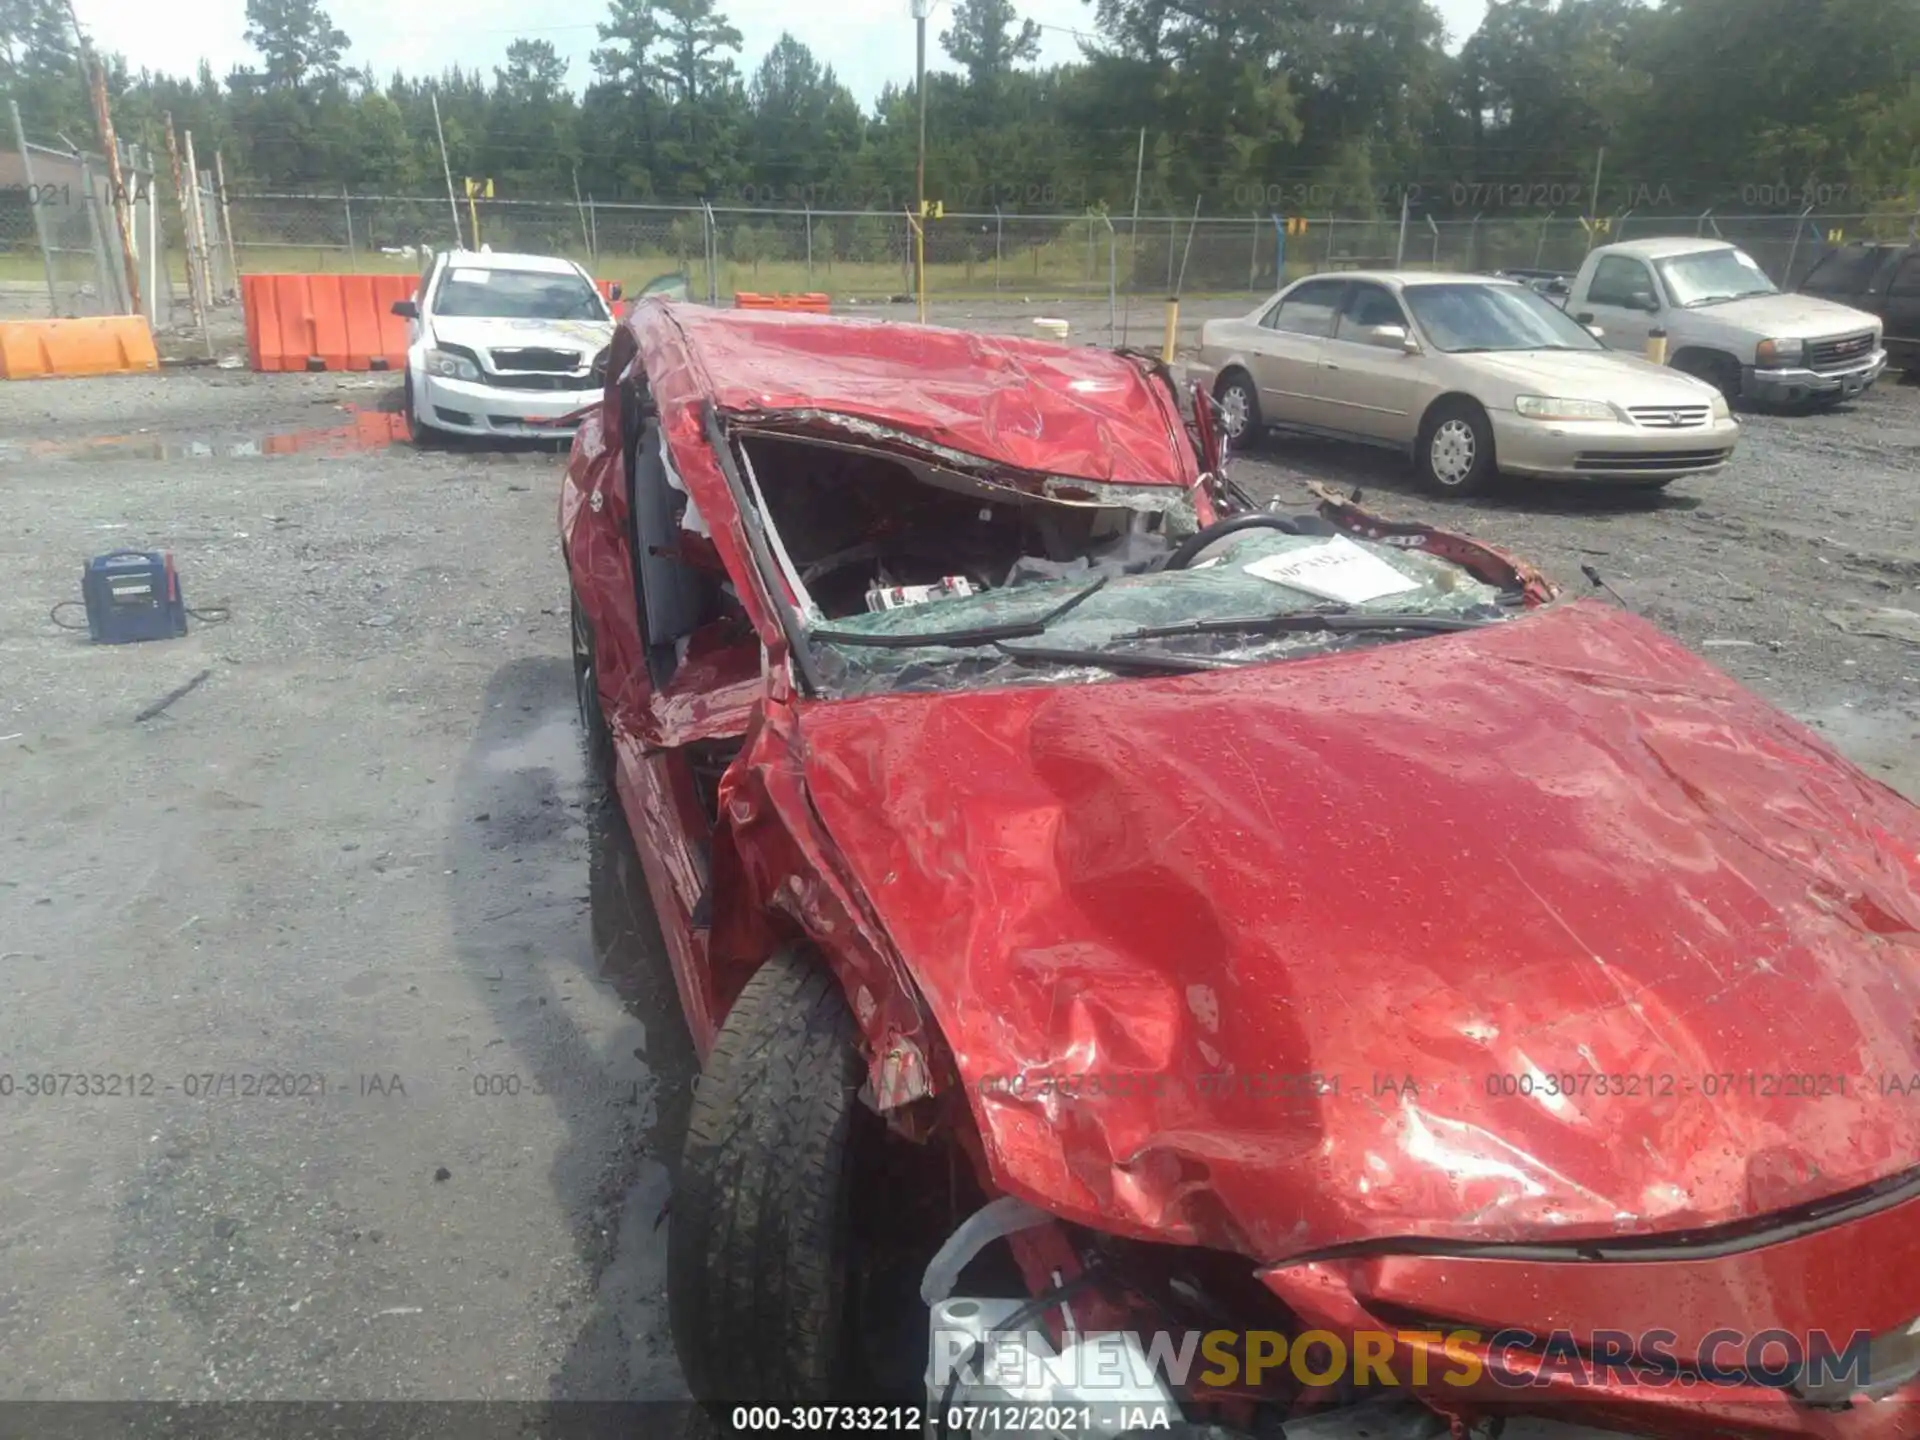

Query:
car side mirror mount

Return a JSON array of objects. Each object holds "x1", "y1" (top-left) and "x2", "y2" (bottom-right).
[
  {"x1": 609, "y1": 283, "x2": 623, "y2": 302},
  {"x1": 391, "y1": 299, "x2": 418, "y2": 319},
  {"x1": 1362, "y1": 324, "x2": 1416, "y2": 353},
  {"x1": 1575, "y1": 311, "x2": 1595, "y2": 325},
  {"x1": 1629, "y1": 290, "x2": 1659, "y2": 313}
]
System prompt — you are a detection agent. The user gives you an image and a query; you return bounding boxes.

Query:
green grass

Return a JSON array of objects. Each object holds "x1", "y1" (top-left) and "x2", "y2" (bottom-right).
[{"x1": 3, "y1": 238, "x2": 1246, "y2": 303}]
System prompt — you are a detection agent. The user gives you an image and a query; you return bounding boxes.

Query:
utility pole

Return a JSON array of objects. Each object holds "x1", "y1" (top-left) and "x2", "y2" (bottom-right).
[
  {"x1": 912, "y1": 0, "x2": 930, "y2": 313},
  {"x1": 1586, "y1": 147, "x2": 1607, "y2": 254},
  {"x1": 64, "y1": 1, "x2": 140, "y2": 314},
  {"x1": 1120, "y1": 127, "x2": 1145, "y2": 347},
  {"x1": 431, "y1": 90, "x2": 461, "y2": 247}
]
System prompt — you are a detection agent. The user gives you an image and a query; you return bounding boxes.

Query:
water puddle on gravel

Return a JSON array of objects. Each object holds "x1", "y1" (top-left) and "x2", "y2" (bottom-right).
[{"x1": 0, "y1": 407, "x2": 415, "y2": 463}]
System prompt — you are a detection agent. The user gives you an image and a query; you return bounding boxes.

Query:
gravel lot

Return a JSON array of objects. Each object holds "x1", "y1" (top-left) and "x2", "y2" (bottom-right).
[
  {"x1": 1224, "y1": 381, "x2": 1920, "y2": 801},
  {"x1": 1, "y1": 328, "x2": 1917, "y2": 1415}
]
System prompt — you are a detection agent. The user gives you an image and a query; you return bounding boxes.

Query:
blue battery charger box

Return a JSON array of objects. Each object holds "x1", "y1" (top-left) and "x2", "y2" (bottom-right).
[{"x1": 83, "y1": 550, "x2": 189, "y2": 644}]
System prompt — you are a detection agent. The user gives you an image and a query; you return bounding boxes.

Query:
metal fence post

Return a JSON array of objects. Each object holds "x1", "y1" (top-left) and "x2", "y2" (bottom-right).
[
  {"x1": 1784, "y1": 204, "x2": 1815, "y2": 288},
  {"x1": 805, "y1": 200, "x2": 813, "y2": 281},
  {"x1": 76, "y1": 154, "x2": 119, "y2": 313},
  {"x1": 9, "y1": 101, "x2": 62, "y2": 315},
  {"x1": 703, "y1": 200, "x2": 718, "y2": 305},
  {"x1": 1249, "y1": 215, "x2": 1260, "y2": 291},
  {"x1": 1103, "y1": 215, "x2": 1117, "y2": 343},
  {"x1": 214, "y1": 150, "x2": 239, "y2": 290},
  {"x1": 343, "y1": 184, "x2": 357, "y2": 272},
  {"x1": 143, "y1": 148, "x2": 159, "y2": 325},
  {"x1": 1534, "y1": 212, "x2": 1554, "y2": 269}
]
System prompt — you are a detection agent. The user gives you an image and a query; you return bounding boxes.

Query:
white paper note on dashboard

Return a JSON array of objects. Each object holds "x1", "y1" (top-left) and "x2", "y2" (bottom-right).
[{"x1": 1243, "y1": 535, "x2": 1422, "y2": 605}]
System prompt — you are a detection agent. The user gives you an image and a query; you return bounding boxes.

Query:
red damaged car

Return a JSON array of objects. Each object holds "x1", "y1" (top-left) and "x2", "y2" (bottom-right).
[{"x1": 561, "y1": 300, "x2": 1920, "y2": 1440}]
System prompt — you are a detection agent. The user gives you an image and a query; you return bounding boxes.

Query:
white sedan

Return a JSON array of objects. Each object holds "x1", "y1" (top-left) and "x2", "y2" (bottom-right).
[{"x1": 392, "y1": 250, "x2": 619, "y2": 442}]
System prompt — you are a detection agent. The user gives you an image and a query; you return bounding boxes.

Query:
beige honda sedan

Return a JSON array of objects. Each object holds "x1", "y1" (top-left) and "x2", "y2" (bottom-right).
[{"x1": 1192, "y1": 272, "x2": 1740, "y2": 496}]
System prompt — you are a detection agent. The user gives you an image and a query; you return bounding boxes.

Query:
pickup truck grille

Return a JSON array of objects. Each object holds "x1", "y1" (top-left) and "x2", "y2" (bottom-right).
[
  {"x1": 1575, "y1": 448, "x2": 1732, "y2": 474},
  {"x1": 1805, "y1": 332, "x2": 1877, "y2": 371},
  {"x1": 1628, "y1": 404, "x2": 1712, "y2": 429}
]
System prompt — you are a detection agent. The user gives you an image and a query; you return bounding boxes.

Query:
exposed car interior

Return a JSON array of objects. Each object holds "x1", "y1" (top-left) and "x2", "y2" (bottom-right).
[{"x1": 736, "y1": 433, "x2": 1182, "y2": 621}]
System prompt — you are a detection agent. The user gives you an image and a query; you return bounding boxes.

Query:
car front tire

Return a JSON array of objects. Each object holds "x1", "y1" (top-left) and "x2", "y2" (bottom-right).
[
  {"x1": 1418, "y1": 399, "x2": 1497, "y2": 497},
  {"x1": 1213, "y1": 370, "x2": 1263, "y2": 450},
  {"x1": 1672, "y1": 352, "x2": 1742, "y2": 406},
  {"x1": 669, "y1": 946, "x2": 869, "y2": 1411},
  {"x1": 404, "y1": 370, "x2": 440, "y2": 446},
  {"x1": 570, "y1": 590, "x2": 613, "y2": 777}
]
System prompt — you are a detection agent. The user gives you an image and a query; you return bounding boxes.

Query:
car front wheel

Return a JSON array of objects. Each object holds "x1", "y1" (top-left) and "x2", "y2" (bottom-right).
[
  {"x1": 669, "y1": 947, "x2": 870, "y2": 1411},
  {"x1": 1213, "y1": 371, "x2": 1262, "y2": 450},
  {"x1": 404, "y1": 371, "x2": 441, "y2": 446},
  {"x1": 570, "y1": 590, "x2": 612, "y2": 777},
  {"x1": 1418, "y1": 400, "x2": 1497, "y2": 497},
  {"x1": 1672, "y1": 352, "x2": 1742, "y2": 406}
]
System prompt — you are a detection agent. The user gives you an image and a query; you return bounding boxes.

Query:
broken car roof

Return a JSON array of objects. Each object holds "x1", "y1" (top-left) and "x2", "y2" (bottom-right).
[{"x1": 631, "y1": 300, "x2": 1202, "y2": 490}]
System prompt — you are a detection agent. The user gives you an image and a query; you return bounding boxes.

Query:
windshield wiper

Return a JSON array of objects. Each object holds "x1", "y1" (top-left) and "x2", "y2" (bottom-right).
[
  {"x1": 1125, "y1": 610, "x2": 1498, "y2": 641},
  {"x1": 809, "y1": 576, "x2": 1108, "y2": 650},
  {"x1": 991, "y1": 641, "x2": 1231, "y2": 675}
]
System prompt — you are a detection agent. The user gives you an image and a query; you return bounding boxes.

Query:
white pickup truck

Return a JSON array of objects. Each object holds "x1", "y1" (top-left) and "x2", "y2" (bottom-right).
[{"x1": 1561, "y1": 237, "x2": 1888, "y2": 406}]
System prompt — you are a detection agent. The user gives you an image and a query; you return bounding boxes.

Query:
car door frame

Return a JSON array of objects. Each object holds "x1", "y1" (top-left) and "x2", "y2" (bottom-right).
[
  {"x1": 1315, "y1": 280, "x2": 1429, "y2": 447},
  {"x1": 1579, "y1": 253, "x2": 1663, "y2": 351},
  {"x1": 1247, "y1": 277, "x2": 1349, "y2": 429},
  {"x1": 409, "y1": 252, "x2": 443, "y2": 347},
  {"x1": 1883, "y1": 251, "x2": 1920, "y2": 368}
]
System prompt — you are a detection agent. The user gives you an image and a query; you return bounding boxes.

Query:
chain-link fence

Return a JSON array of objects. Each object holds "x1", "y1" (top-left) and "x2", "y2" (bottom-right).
[
  {"x1": 4, "y1": 120, "x2": 238, "y2": 343},
  {"x1": 0, "y1": 138, "x2": 134, "y2": 319},
  {"x1": 215, "y1": 192, "x2": 1920, "y2": 305},
  {"x1": 15, "y1": 158, "x2": 1920, "y2": 342}
]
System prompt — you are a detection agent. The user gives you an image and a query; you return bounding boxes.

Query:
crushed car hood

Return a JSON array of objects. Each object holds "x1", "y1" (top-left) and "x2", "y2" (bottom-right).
[
  {"x1": 642, "y1": 300, "x2": 1198, "y2": 488},
  {"x1": 431, "y1": 315, "x2": 613, "y2": 368},
  {"x1": 795, "y1": 601, "x2": 1920, "y2": 1262}
]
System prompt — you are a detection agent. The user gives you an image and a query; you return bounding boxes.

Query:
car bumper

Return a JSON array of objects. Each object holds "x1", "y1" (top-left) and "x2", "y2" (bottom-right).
[
  {"x1": 1742, "y1": 351, "x2": 1887, "y2": 403},
  {"x1": 1489, "y1": 412, "x2": 1741, "y2": 481},
  {"x1": 418, "y1": 373, "x2": 597, "y2": 437}
]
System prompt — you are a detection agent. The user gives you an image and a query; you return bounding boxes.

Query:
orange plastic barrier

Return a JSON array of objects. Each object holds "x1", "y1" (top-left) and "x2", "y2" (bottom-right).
[
  {"x1": 593, "y1": 279, "x2": 635, "y2": 319},
  {"x1": 242, "y1": 273, "x2": 417, "y2": 373},
  {"x1": 733, "y1": 292, "x2": 831, "y2": 314},
  {"x1": 0, "y1": 316, "x2": 159, "y2": 380}
]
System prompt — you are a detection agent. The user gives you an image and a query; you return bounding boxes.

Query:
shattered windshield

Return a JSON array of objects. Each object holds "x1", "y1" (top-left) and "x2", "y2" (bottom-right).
[{"x1": 806, "y1": 527, "x2": 1513, "y2": 697}]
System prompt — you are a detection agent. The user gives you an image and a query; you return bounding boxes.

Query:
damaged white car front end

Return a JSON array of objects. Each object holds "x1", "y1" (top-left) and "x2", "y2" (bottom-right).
[{"x1": 401, "y1": 250, "x2": 615, "y2": 440}]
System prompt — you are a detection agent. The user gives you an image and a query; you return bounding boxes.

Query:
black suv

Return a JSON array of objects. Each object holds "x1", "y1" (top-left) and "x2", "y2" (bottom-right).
[{"x1": 1798, "y1": 242, "x2": 1920, "y2": 376}]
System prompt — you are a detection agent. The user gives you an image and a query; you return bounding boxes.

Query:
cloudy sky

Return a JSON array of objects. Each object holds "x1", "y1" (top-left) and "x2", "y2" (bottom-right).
[{"x1": 79, "y1": 0, "x2": 1493, "y2": 106}]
